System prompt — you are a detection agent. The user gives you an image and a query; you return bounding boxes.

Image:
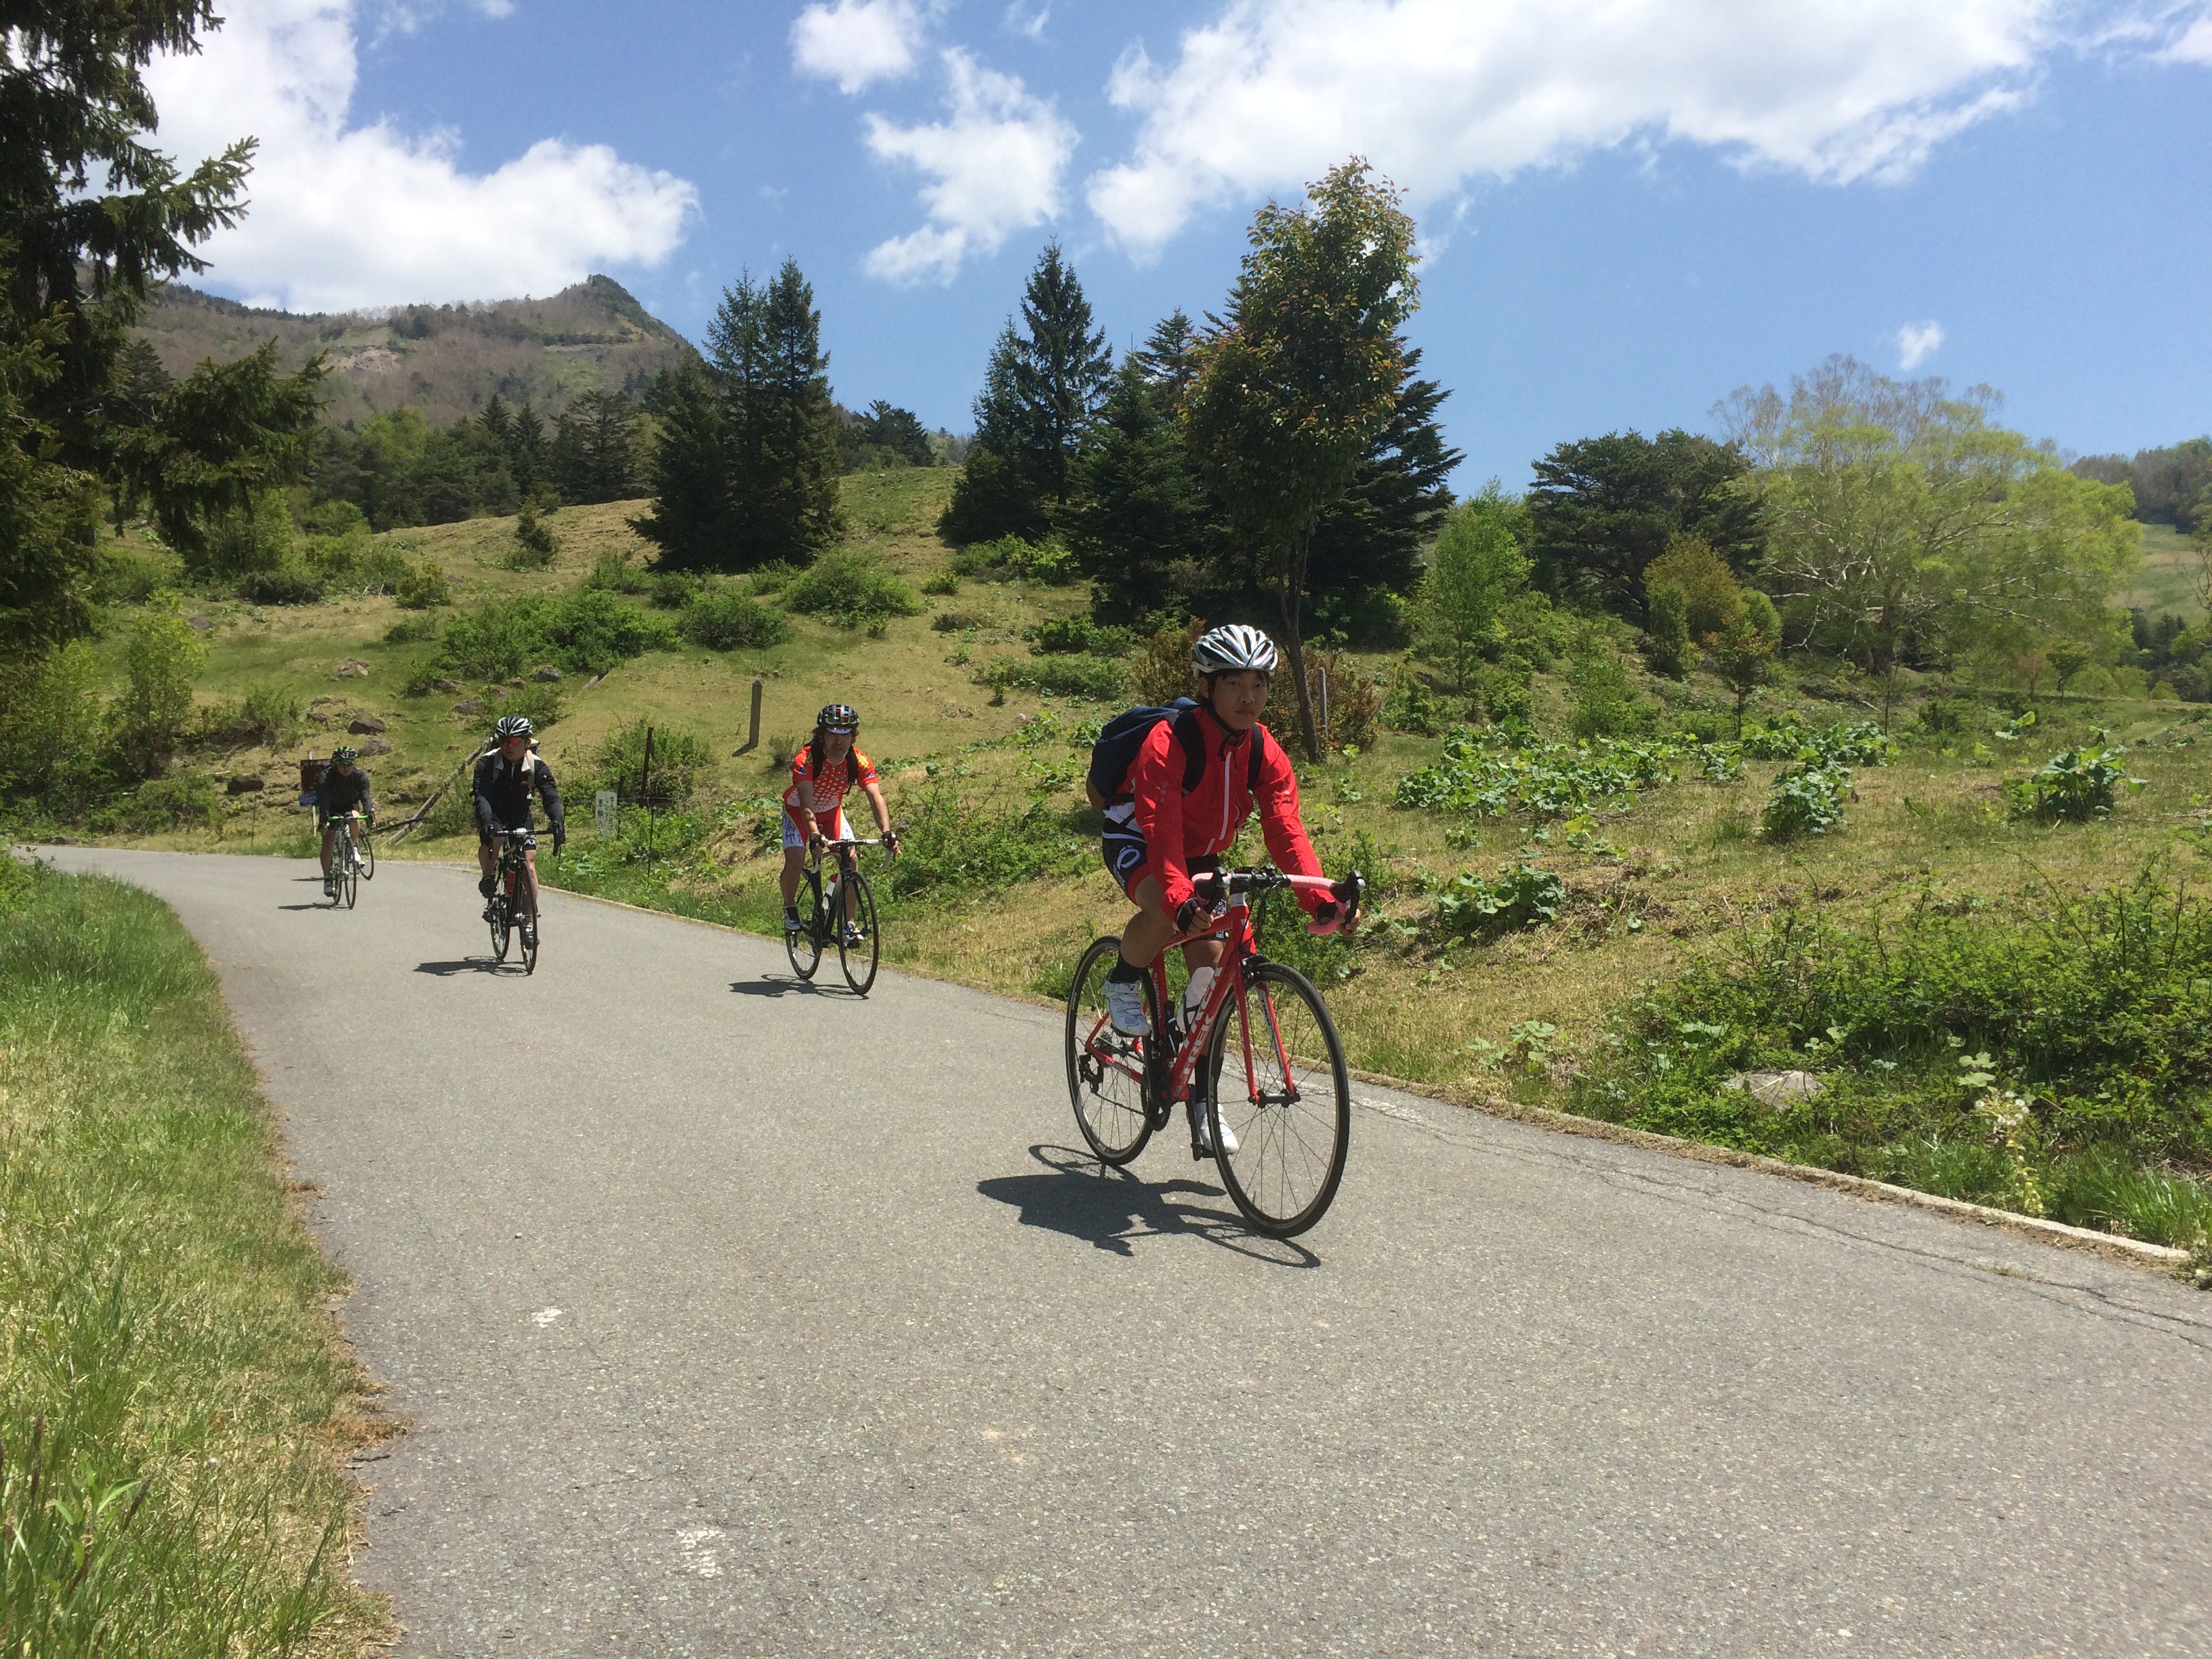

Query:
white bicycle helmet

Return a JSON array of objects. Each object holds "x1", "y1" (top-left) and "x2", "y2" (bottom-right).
[{"x1": 1192, "y1": 623, "x2": 1279, "y2": 676}]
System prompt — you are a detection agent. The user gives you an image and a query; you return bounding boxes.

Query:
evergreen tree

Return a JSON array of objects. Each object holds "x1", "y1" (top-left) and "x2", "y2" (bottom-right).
[
  {"x1": 550, "y1": 389, "x2": 641, "y2": 505},
  {"x1": 710, "y1": 260, "x2": 844, "y2": 568},
  {"x1": 2, "y1": 1, "x2": 319, "y2": 663},
  {"x1": 939, "y1": 243, "x2": 1111, "y2": 544},
  {"x1": 1060, "y1": 313, "x2": 1224, "y2": 625},
  {"x1": 1527, "y1": 428, "x2": 1763, "y2": 619},
  {"x1": 838, "y1": 399, "x2": 936, "y2": 471},
  {"x1": 1305, "y1": 348, "x2": 1462, "y2": 641},
  {"x1": 630, "y1": 359, "x2": 729, "y2": 571}
]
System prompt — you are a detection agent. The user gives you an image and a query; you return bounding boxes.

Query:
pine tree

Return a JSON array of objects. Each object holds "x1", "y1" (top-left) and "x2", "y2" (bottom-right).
[
  {"x1": 939, "y1": 243, "x2": 1111, "y2": 544},
  {"x1": 550, "y1": 390, "x2": 641, "y2": 505},
  {"x1": 630, "y1": 359, "x2": 729, "y2": 571},
  {"x1": 1061, "y1": 313, "x2": 1225, "y2": 625},
  {"x1": 707, "y1": 261, "x2": 844, "y2": 568}
]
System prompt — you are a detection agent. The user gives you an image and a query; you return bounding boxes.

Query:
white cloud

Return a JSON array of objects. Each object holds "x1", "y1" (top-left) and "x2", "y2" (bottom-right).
[
  {"x1": 1004, "y1": 2, "x2": 1051, "y2": 41},
  {"x1": 1897, "y1": 321, "x2": 1945, "y2": 370},
  {"x1": 143, "y1": 0, "x2": 696, "y2": 312},
  {"x1": 791, "y1": 0, "x2": 932, "y2": 95},
  {"x1": 2163, "y1": 15, "x2": 2212, "y2": 61},
  {"x1": 862, "y1": 49, "x2": 1077, "y2": 283},
  {"x1": 1087, "y1": 0, "x2": 2076, "y2": 255}
]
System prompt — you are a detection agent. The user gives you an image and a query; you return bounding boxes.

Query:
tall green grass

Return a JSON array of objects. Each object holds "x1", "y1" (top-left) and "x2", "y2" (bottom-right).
[{"x1": 0, "y1": 867, "x2": 385, "y2": 1656}]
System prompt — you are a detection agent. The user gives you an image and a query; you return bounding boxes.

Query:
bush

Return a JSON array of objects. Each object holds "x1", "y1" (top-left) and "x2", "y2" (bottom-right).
[
  {"x1": 113, "y1": 593, "x2": 205, "y2": 779},
  {"x1": 384, "y1": 613, "x2": 437, "y2": 644},
  {"x1": 647, "y1": 571, "x2": 698, "y2": 609},
  {"x1": 884, "y1": 790, "x2": 1091, "y2": 897},
  {"x1": 1303, "y1": 648, "x2": 1380, "y2": 752},
  {"x1": 201, "y1": 684, "x2": 304, "y2": 749},
  {"x1": 1034, "y1": 615, "x2": 1094, "y2": 654},
  {"x1": 581, "y1": 717, "x2": 716, "y2": 806},
  {"x1": 436, "y1": 590, "x2": 676, "y2": 680},
  {"x1": 976, "y1": 655, "x2": 1127, "y2": 701},
  {"x1": 502, "y1": 505, "x2": 560, "y2": 571},
  {"x1": 583, "y1": 552, "x2": 649, "y2": 594},
  {"x1": 94, "y1": 773, "x2": 224, "y2": 833},
  {"x1": 1130, "y1": 621, "x2": 1200, "y2": 705},
  {"x1": 2003, "y1": 747, "x2": 2145, "y2": 822},
  {"x1": 0, "y1": 642, "x2": 112, "y2": 816},
  {"x1": 780, "y1": 549, "x2": 924, "y2": 625},
  {"x1": 394, "y1": 560, "x2": 452, "y2": 609},
  {"x1": 681, "y1": 588, "x2": 792, "y2": 651},
  {"x1": 1740, "y1": 718, "x2": 1891, "y2": 766},
  {"x1": 503, "y1": 680, "x2": 564, "y2": 729},
  {"x1": 236, "y1": 568, "x2": 323, "y2": 605},
  {"x1": 922, "y1": 571, "x2": 960, "y2": 596},
  {"x1": 1436, "y1": 863, "x2": 1566, "y2": 938},
  {"x1": 304, "y1": 531, "x2": 407, "y2": 594},
  {"x1": 1575, "y1": 872, "x2": 2212, "y2": 1228},
  {"x1": 745, "y1": 561, "x2": 800, "y2": 597},
  {"x1": 1395, "y1": 725, "x2": 1679, "y2": 821},
  {"x1": 1382, "y1": 669, "x2": 1446, "y2": 735},
  {"x1": 1761, "y1": 762, "x2": 1851, "y2": 840},
  {"x1": 949, "y1": 533, "x2": 1078, "y2": 584},
  {"x1": 1566, "y1": 632, "x2": 1654, "y2": 740}
]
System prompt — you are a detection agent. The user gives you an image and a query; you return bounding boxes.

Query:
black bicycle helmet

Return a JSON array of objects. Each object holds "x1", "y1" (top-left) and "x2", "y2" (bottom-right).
[
  {"x1": 1192, "y1": 623, "x2": 1279, "y2": 675},
  {"x1": 817, "y1": 703, "x2": 859, "y2": 733},
  {"x1": 331, "y1": 745, "x2": 361, "y2": 763},
  {"x1": 494, "y1": 714, "x2": 533, "y2": 739}
]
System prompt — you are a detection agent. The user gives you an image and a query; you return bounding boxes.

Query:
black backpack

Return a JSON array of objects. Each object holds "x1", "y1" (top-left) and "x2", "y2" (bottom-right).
[{"x1": 1087, "y1": 699, "x2": 1267, "y2": 807}]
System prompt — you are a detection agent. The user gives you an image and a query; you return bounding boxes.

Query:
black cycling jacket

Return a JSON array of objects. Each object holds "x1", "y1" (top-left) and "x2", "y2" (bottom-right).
[
  {"x1": 473, "y1": 747, "x2": 565, "y2": 838},
  {"x1": 314, "y1": 766, "x2": 374, "y2": 818}
]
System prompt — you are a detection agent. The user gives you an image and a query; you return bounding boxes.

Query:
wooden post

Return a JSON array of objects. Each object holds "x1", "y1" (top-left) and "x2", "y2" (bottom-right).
[
  {"x1": 640, "y1": 725, "x2": 656, "y2": 863},
  {"x1": 736, "y1": 678, "x2": 762, "y2": 755}
]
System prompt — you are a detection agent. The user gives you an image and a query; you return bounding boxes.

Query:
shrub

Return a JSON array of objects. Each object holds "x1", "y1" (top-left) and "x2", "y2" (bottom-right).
[
  {"x1": 583, "y1": 717, "x2": 716, "y2": 806},
  {"x1": 1761, "y1": 762, "x2": 1851, "y2": 840},
  {"x1": 1130, "y1": 621, "x2": 1200, "y2": 705},
  {"x1": 745, "y1": 561, "x2": 800, "y2": 596},
  {"x1": 0, "y1": 642, "x2": 111, "y2": 815},
  {"x1": 436, "y1": 588, "x2": 677, "y2": 680},
  {"x1": 1576, "y1": 871, "x2": 2212, "y2": 1225},
  {"x1": 1034, "y1": 615, "x2": 1094, "y2": 654},
  {"x1": 921, "y1": 571, "x2": 960, "y2": 596},
  {"x1": 949, "y1": 533, "x2": 1078, "y2": 584},
  {"x1": 1382, "y1": 669, "x2": 1446, "y2": 735},
  {"x1": 201, "y1": 683, "x2": 303, "y2": 749},
  {"x1": 304, "y1": 530, "x2": 407, "y2": 594},
  {"x1": 1395, "y1": 725, "x2": 1679, "y2": 821},
  {"x1": 394, "y1": 560, "x2": 452, "y2": 609},
  {"x1": 1471, "y1": 661, "x2": 1533, "y2": 724},
  {"x1": 503, "y1": 680, "x2": 564, "y2": 729},
  {"x1": 2003, "y1": 747, "x2": 2146, "y2": 822},
  {"x1": 975, "y1": 655, "x2": 1126, "y2": 701},
  {"x1": 681, "y1": 588, "x2": 792, "y2": 651},
  {"x1": 236, "y1": 568, "x2": 323, "y2": 605},
  {"x1": 384, "y1": 613, "x2": 437, "y2": 644},
  {"x1": 647, "y1": 571, "x2": 698, "y2": 609},
  {"x1": 884, "y1": 790, "x2": 1091, "y2": 897},
  {"x1": 503, "y1": 505, "x2": 559, "y2": 571},
  {"x1": 1566, "y1": 632, "x2": 1654, "y2": 740},
  {"x1": 113, "y1": 593, "x2": 205, "y2": 779},
  {"x1": 94, "y1": 773, "x2": 224, "y2": 833},
  {"x1": 1740, "y1": 718, "x2": 1891, "y2": 767},
  {"x1": 781, "y1": 549, "x2": 924, "y2": 625},
  {"x1": 931, "y1": 611, "x2": 983, "y2": 633},
  {"x1": 1303, "y1": 648, "x2": 1380, "y2": 752},
  {"x1": 1436, "y1": 863, "x2": 1566, "y2": 938},
  {"x1": 583, "y1": 552, "x2": 649, "y2": 594}
]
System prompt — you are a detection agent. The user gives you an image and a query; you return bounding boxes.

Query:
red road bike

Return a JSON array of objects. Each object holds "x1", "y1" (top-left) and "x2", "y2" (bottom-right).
[{"x1": 1064, "y1": 868, "x2": 1359, "y2": 1237}]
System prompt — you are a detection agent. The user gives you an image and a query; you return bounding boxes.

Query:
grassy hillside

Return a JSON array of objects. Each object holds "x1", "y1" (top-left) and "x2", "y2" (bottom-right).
[
  {"x1": 2122, "y1": 521, "x2": 2203, "y2": 622},
  {"x1": 49, "y1": 472, "x2": 2212, "y2": 1251},
  {"x1": 135, "y1": 276, "x2": 698, "y2": 429}
]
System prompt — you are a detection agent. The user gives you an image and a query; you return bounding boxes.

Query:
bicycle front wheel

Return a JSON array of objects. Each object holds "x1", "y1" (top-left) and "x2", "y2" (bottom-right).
[
  {"x1": 1205, "y1": 961, "x2": 1351, "y2": 1237},
  {"x1": 1065, "y1": 936, "x2": 1156, "y2": 1166},
  {"x1": 359, "y1": 832, "x2": 375, "y2": 880},
  {"x1": 341, "y1": 859, "x2": 358, "y2": 909},
  {"x1": 837, "y1": 867, "x2": 880, "y2": 996},
  {"x1": 489, "y1": 881, "x2": 512, "y2": 964},
  {"x1": 785, "y1": 868, "x2": 822, "y2": 981}
]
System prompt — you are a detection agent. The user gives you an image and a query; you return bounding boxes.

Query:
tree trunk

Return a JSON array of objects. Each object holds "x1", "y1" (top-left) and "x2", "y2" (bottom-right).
[{"x1": 1278, "y1": 529, "x2": 1321, "y2": 760}]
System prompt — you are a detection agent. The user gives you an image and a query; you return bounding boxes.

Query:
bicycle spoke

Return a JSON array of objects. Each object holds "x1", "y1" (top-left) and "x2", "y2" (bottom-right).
[
  {"x1": 1208, "y1": 962, "x2": 1350, "y2": 1236},
  {"x1": 1064, "y1": 937, "x2": 1154, "y2": 1165}
]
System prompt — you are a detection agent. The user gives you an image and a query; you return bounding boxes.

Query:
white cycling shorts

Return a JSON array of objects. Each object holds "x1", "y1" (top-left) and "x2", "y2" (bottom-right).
[{"x1": 783, "y1": 806, "x2": 846, "y2": 851}]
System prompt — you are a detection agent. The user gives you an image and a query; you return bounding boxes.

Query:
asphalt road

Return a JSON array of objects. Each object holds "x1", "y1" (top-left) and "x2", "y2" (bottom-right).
[{"x1": 42, "y1": 848, "x2": 2212, "y2": 1657}]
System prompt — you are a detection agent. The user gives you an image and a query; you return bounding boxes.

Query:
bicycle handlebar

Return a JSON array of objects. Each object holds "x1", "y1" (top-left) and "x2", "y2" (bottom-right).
[{"x1": 1201, "y1": 867, "x2": 1364, "y2": 903}]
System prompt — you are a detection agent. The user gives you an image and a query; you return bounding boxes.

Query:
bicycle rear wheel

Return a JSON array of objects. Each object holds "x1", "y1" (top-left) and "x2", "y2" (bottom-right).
[
  {"x1": 1065, "y1": 937, "x2": 1157, "y2": 1166},
  {"x1": 1205, "y1": 961, "x2": 1351, "y2": 1237},
  {"x1": 519, "y1": 905, "x2": 538, "y2": 975},
  {"x1": 837, "y1": 866, "x2": 880, "y2": 996},
  {"x1": 785, "y1": 868, "x2": 823, "y2": 980}
]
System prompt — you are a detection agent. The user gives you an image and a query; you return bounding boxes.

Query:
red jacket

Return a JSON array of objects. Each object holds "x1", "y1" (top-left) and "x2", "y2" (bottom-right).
[{"x1": 1130, "y1": 704, "x2": 1324, "y2": 916}]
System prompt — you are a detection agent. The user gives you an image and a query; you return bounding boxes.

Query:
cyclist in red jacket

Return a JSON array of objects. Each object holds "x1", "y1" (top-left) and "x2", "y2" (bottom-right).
[{"x1": 1097, "y1": 624, "x2": 1359, "y2": 1149}]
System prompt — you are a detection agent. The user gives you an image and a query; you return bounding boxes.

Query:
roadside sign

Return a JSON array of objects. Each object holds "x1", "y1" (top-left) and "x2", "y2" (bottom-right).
[{"x1": 594, "y1": 790, "x2": 616, "y2": 838}]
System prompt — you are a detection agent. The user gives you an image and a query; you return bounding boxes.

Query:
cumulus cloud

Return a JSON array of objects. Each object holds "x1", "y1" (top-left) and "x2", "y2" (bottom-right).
[
  {"x1": 2162, "y1": 14, "x2": 2212, "y2": 60},
  {"x1": 863, "y1": 49, "x2": 1077, "y2": 283},
  {"x1": 1087, "y1": 0, "x2": 2076, "y2": 255},
  {"x1": 792, "y1": 0, "x2": 933, "y2": 94},
  {"x1": 143, "y1": 0, "x2": 696, "y2": 312},
  {"x1": 1897, "y1": 321, "x2": 1945, "y2": 370}
]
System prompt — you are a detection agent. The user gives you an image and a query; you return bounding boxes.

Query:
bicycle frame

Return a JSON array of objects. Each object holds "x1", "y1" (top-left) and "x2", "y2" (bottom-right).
[
  {"x1": 1081, "y1": 871, "x2": 1346, "y2": 1117},
  {"x1": 810, "y1": 835, "x2": 885, "y2": 912},
  {"x1": 497, "y1": 830, "x2": 537, "y2": 914}
]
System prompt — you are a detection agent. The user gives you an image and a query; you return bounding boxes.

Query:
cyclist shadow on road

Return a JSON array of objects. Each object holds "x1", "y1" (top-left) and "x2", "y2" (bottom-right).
[
  {"x1": 978, "y1": 1144, "x2": 1317, "y2": 1267},
  {"x1": 729, "y1": 975, "x2": 837, "y2": 999},
  {"x1": 413, "y1": 958, "x2": 519, "y2": 976}
]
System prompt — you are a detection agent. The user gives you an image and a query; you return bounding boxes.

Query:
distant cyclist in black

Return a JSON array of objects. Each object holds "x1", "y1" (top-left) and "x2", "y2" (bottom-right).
[
  {"x1": 473, "y1": 715, "x2": 565, "y2": 924},
  {"x1": 313, "y1": 745, "x2": 375, "y2": 900}
]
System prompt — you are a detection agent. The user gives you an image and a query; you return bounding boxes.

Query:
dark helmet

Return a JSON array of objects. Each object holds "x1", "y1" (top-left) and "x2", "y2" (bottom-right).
[
  {"x1": 1193, "y1": 623, "x2": 1279, "y2": 676},
  {"x1": 331, "y1": 745, "x2": 361, "y2": 764},
  {"x1": 494, "y1": 714, "x2": 533, "y2": 740},
  {"x1": 817, "y1": 703, "x2": 859, "y2": 733}
]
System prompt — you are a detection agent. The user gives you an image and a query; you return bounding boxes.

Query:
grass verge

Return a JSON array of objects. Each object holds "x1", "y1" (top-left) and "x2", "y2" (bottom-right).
[{"x1": 0, "y1": 861, "x2": 388, "y2": 1656}]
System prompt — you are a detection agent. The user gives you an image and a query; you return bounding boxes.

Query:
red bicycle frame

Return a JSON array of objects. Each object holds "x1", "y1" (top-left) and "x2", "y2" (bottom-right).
[{"x1": 1082, "y1": 871, "x2": 1346, "y2": 1113}]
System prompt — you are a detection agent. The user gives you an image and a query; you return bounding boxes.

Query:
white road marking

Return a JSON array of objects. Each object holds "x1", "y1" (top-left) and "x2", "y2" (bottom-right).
[
  {"x1": 678, "y1": 1527, "x2": 726, "y2": 1578},
  {"x1": 531, "y1": 1307, "x2": 562, "y2": 1327}
]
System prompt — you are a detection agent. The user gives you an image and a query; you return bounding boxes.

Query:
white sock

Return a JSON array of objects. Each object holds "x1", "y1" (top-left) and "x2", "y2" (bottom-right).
[{"x1": 1183, "y1": 965, "x2": 1214, "y2": 1017}]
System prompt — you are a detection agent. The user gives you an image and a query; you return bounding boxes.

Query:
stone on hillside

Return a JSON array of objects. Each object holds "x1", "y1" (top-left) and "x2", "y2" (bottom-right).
[
  {"x1": 226, "y1": 775, "x2": 265, "y2": 794},
  {"x1": 348, "y1": 715, "x2": 388, "y2": 735},
  {"x1": 432, "y1": 678, "x2": 464, "y2": 693},
  {"x1": 1719, "y1": 1069, "x2": 1825, "y2": 1109},
  {"x1": 532, "y1": 665, "x2": 562, "y2": 682},
  {"x1": 188, "y1": 615, "x2": 213, "y2": 633},
  {"x1": 356, "y1": 737, "x2": 393, "y2": 756},
  {"x1": 453, "y1": 699, "x2": 485, "y2": 716},
  {"x1": 335, "y1": 658, "x2": 371, "y2": 678}
]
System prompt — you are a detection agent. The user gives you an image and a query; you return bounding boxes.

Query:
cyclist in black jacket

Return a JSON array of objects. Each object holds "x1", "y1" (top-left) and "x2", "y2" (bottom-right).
[
  {"x1": 473, "y1": 715, "x2": 565, "y2": 923},
  {"x1": 313, "y1": 746, "x2": 375, "y2": 899}
]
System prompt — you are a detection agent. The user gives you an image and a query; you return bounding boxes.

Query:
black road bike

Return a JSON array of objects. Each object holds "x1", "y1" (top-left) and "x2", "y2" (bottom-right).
[
  {"x1": 785, "y1": 836, "x2": 889, "y2": 995},
  {"x1": 327, "y1": 813, "x2": 371, "y2": 909},
  {"x1": 488, "y1": 829, "x2": 539, "y2": 975}
]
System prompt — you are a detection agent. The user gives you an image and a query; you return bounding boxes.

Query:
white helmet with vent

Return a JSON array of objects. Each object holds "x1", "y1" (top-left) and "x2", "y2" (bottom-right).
[{"x1": 1191, "y1": 623, "x2": 1279, "y2": 676}]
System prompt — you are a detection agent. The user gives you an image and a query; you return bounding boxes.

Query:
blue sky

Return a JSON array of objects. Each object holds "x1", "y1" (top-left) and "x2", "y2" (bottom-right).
[{"x1": 147, "y1": 1, "x2": 2212, "y2": 489}]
